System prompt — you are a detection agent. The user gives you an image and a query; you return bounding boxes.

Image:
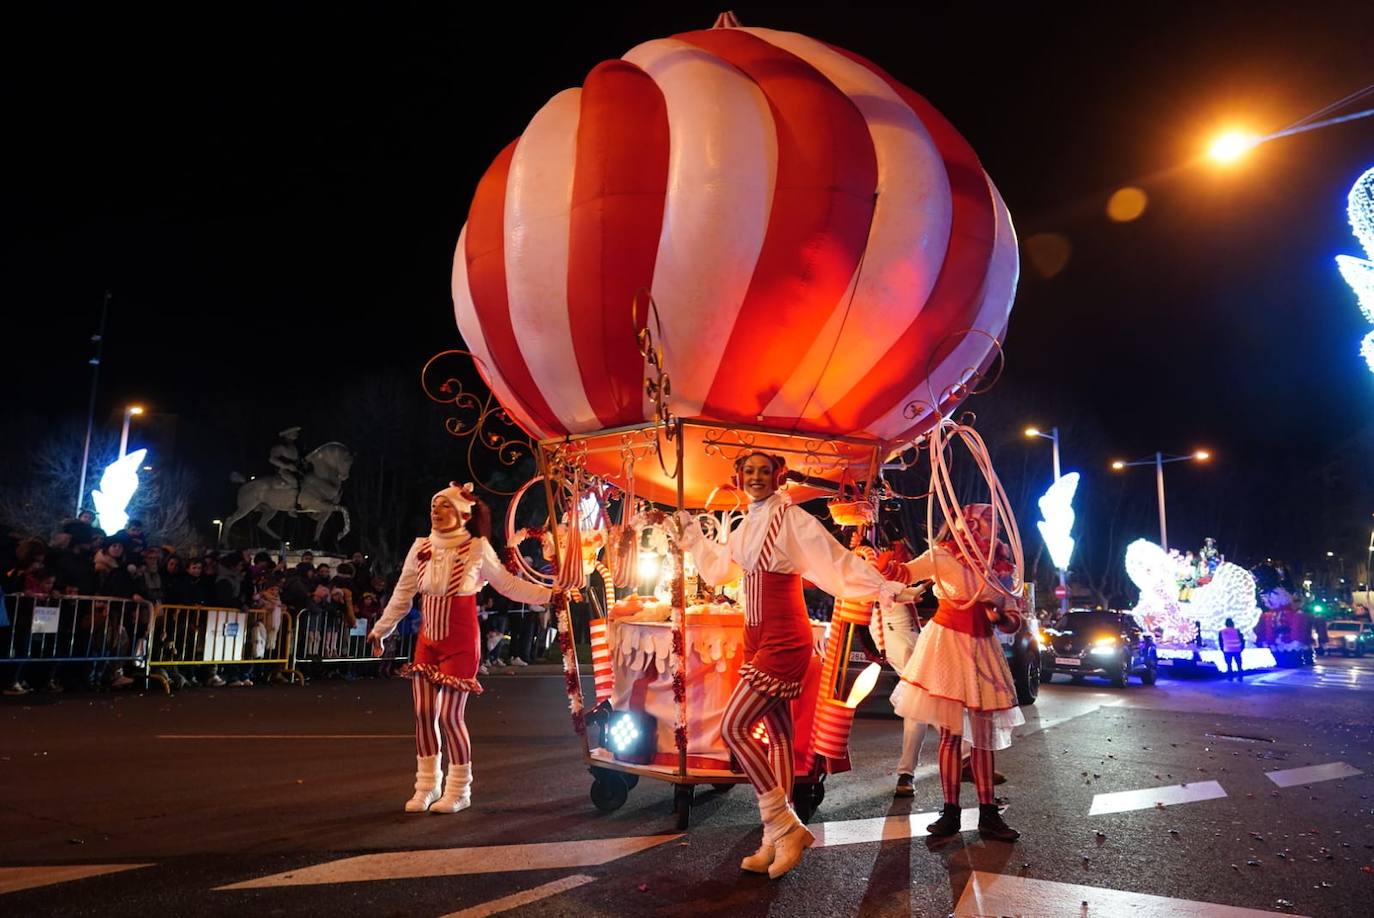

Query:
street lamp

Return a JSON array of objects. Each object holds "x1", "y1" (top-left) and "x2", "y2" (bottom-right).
[
  {"x1": 1025, "y1": 425, "x2": 1069, "y2": 613},
  {"x1": 1109, "y1": 450, "x2": 1211, "y2": 552},
  {"x1": 213, "y1": 519, "x2": 223, "y2": 542},
  {"x1": 119, "y1": 405, "x2": 144, "y2": 459}
]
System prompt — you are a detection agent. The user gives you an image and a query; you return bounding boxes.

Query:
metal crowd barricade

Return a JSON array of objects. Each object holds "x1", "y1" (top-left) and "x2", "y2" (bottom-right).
[
  {"x1": 2, "y1": 593, "x2": 154, "y2": 689},
  {"x1": 290, "y1": 610, "x2": 414, "y2": 679},
  {"x1": 146, "y1": 604, "x2": 301, "y2": 694}
]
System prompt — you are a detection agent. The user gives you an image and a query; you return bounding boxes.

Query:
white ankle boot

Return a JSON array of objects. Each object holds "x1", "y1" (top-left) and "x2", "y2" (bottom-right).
[
  {"x1": 404, "y1": 754, "x2": 442, "y2": 812},
  {"x1": 430, "y1": 762, "x2": 472, "y2": 814},
  {"x1": 758, "y1": 787, "x2": 813, "y2": 879},
  {"x1": 741, "y1": 787, "x2": 788, "y2": 872}
]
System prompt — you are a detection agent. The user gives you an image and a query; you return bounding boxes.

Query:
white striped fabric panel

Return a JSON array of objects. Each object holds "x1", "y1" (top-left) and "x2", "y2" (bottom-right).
[
  {"x1": 504, "y1": 87, "x2": 603, "y2": 433},
  {"x1": 621, "y1": 37, "x2": 777, "y2": 420}
]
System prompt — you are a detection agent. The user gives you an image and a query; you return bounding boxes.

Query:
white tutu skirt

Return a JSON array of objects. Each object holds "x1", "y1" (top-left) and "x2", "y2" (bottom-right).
[{"x1": 890, "y1": 621, "x2": 1024, "y2": 750}]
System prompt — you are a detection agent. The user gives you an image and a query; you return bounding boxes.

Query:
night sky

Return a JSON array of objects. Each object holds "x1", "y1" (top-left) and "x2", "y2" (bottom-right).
[{"x1": 5, "y1": 5, "x2": 1373, "y2": 571}]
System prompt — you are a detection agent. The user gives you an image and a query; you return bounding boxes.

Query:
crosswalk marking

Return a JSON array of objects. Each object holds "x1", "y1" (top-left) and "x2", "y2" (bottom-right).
[
  {"x1": 0, "y1": 864, "x2": 152, "y2": 896},
  {"x1": 1265, "y1": 761, "x2": 1363, "y2": 787},
  {"x1": 811, "y1": 807, "x2": 981, "y2": 847},
  {"x1": 215, "y1": 834, "x2": 680, "y2": 890},
  {"x1": 438, "y1": 874, "x2": 595, "y2": 918},
  {"x1": 1088, "y1": 780, "x2": 1226, "y2": 816},
  {"x1": 954, "y1": 870, "x2": 1308, "y2": 916}
]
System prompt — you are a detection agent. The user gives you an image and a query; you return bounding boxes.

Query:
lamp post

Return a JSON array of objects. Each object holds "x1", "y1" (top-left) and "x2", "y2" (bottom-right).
[
  {"x1": 119, "y1": 405, "x2": 144, "y2": 459},
  {"x1": 1110, "y1": 450, "x2": 1211, "y2": 552},
  {"x1": 213, "y1": 519, "x2": 223, "y2": 542},
  {"x1": 1025, "y1": 426, "x2": 1068, "y2": 614}
]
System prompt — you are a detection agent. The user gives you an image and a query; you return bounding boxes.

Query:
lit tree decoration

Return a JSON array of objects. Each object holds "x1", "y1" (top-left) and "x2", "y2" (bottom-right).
[
  {"x1": 91, "y1": 448, "x2": 147, "y2": 534},
  {"x1": 1124, "y1": 537, "x2": 1261, "y2": 643},
  {"x1": 1334, "y1": 165, "x2": 1374, "y2": 374},
  {"x1": 1035, "y1": 471, "x2": 1079, "y2": 571}
]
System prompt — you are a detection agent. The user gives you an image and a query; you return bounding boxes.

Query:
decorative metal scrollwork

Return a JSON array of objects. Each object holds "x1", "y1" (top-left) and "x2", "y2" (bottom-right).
[
  {"x1": 421, "y1": 349, "x2": 534, "y2": 495},
  {"x1": 632, "y1": 289, "x2": 681, "y2": 480}
]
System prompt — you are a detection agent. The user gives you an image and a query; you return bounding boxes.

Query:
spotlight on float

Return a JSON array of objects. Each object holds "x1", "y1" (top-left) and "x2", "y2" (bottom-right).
[
  {"x1": 603, "y1": 710, "x2": 656, "y2": 764},
  {"x1": 637, "y1": 553, "x2": 661, "y2": 582}
]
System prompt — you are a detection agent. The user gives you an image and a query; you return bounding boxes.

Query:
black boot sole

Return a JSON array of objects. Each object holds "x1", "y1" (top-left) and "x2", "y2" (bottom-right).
[{"x1": 978, "y1": 826, "x2": 1020, "y2": 842}]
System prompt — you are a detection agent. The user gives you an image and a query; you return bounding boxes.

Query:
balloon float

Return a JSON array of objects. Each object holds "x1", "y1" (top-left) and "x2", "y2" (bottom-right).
[
  {"x1": 442, "y1": 17, "x2": 1022, "y2": 830},
  {"x1": 450, "y1": 23, "x2": 1018, "y2": 506}
]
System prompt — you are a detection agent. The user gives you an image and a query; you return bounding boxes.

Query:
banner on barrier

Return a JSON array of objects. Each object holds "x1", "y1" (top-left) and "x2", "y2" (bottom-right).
[{"x1": 31, "y1": 605, "x2": 60, "y2": 634}]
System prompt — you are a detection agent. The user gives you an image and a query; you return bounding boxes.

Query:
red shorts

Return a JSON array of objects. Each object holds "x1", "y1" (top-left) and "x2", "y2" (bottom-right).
[{"x1": 401, "y1": 593, "x2": 482, "y2": 693}]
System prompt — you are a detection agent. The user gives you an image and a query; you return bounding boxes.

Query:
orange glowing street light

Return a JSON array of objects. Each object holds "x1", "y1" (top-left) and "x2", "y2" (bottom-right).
[
  {"x1": 1208, "y1": 130, "x2": 1261, "y2": 164},
  {"x1": 1109, "y1": 450, "x2": 1214, "y2": 551},
  {"x1": 119, "y1": 404, "x2": 145, "y2": 459}
]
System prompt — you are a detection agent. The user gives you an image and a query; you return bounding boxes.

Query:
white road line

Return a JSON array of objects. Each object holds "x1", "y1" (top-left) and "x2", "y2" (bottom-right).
[
  {"x1": 156, "y1": 734, "x2": 412, "y2": 740},
  {"x1": 954, "y1": 870, "x2": 1308, "y2": 917},
  {"x1": 438, "y1": 874, "x2": 595, "y2": 918},
  {"x1": 1088, "y1": 780, "x2": 1226, "y2": 816},
  {"x1": 0, "y1": 864, "x2": 152, "y2": 896},
  {"x1": 215, "y1": 835, "x2": 680, "y2": 890},
  {"x1": 811, "y1": 807, "x2": 980, "y2": 847},
  {"x1": 1265, "y1": 761, "x2": 1364, "y2": 787}
]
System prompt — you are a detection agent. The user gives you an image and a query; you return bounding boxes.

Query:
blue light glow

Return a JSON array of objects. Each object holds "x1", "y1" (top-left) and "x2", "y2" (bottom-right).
[{"x1": 1335, "y1": 165, "x2": 1374, "y2": 374}]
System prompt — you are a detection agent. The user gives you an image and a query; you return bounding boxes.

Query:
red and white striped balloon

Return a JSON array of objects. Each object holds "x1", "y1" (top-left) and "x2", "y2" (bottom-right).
[{"x1": 453, "y1": 25, "x2": 1017, "y2": 444}]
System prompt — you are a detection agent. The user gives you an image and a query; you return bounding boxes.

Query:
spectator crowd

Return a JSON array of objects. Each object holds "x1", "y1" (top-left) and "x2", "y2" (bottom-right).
[{"x1": 1, "y1": 512, "x2": 561, "y2": 697}]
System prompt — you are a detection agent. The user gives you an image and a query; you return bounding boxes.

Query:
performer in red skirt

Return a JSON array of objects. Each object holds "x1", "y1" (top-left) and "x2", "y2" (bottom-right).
[
  {"x1": 369, "y1": 482, "x2": 551, "y2": 814},
  {"x1": 677, "y1": 452, "x2": 904, "y2": 878},
  {"x1": 892, "y1": 503, "x2": 1024, "y2": 842}
]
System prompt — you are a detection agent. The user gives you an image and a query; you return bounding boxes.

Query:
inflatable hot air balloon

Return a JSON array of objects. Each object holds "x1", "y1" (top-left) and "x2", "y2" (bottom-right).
[{"x1": 452, "y1": 23, "x2": 1018, "y2": 506}]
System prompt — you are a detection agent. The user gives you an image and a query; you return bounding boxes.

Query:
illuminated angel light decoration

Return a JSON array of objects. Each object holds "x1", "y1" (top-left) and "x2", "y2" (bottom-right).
[
  {"x1": 91, "y1": 448, "x2": 147, "y2": 534},
  {"x1": 1035, "y1": 472, "x2": 1079, "y2": 570},
  {"x1": 1334, "y1": 165, "x2": 1374, "y2": 373},
  {"x1": 1124, "y1": 538, "x2": 1261, "y2": 643}
]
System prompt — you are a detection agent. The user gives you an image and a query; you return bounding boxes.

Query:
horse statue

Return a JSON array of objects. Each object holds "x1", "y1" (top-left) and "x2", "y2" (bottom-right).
[{"x1": 222, "y1": 442, "x2": 353, "y2": 545}]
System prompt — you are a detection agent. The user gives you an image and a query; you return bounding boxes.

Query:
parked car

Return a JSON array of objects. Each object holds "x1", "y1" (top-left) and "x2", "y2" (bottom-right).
[
  {"x1": 1320, "y1": 620, "x2": 1374, "y2": 657},
  {"x1": 1038, "y1": 610, "x2": 1158, "y2": 686}
]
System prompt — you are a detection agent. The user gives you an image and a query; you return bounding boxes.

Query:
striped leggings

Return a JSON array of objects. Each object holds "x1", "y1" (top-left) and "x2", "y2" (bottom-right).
[
  {"x1": 721, "y1": 680, "x2": 794, "y2": 798},
  {"x1": 938, "y1": 727, "x2": 995, "y2": 805},
  {"x1": 412, "y1": 678, "x2": 471, "y2": 764}
]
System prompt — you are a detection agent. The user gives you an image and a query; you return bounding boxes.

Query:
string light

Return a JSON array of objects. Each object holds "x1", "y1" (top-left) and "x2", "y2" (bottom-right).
[{"x1": 1335, "y1": 165, "x2": 1374, "y2": 373}]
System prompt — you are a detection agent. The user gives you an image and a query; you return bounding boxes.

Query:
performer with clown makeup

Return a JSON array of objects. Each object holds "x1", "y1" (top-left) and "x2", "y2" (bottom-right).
[
  {"x1": 892, "y1": 502, "x2": 1024, "y2": 842},
  {"x1": 369, "y1": 482, "x2": 552, "y2": 814},
  {"x1": 673, "y1": 451, "x2": 907, "y2": 879}
]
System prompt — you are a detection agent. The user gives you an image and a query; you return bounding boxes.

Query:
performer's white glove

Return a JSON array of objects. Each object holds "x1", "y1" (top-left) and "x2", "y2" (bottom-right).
[
  {"x1": 669, "y1": 510, "x2": 700, "y2": 547},
  {"x1": 893, "y1": 584, "x2": 926, "y2": 605}
]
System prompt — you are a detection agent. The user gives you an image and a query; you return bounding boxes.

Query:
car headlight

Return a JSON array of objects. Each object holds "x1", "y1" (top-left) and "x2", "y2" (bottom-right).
[{"x1": 1090, "y1": 637, "x2": 1120, "y2": 656}]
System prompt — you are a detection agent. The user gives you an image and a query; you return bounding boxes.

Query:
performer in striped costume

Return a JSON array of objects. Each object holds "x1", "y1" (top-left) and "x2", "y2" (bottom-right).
[
  {"x1": 370, "y1": 483, "x2": 551, "y2": 814},
  {"x1": 676, "y1": 452, "x2": 904, "y2": 879},
  {"x1": 891, "y1": 503, "x2": 1024, "y2": 842}
]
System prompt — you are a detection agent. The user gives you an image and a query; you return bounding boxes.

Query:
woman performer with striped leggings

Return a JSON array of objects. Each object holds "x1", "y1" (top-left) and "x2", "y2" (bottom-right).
[
  {"x1": 369, "y1": 483, "x2": 551, "y2": 814},
  {"x1": 891, "y1": 503, "x2": 1024, "y2": 842},
  {"x1": 675, "y1": 452, "x2": 905, "y2": 879}
]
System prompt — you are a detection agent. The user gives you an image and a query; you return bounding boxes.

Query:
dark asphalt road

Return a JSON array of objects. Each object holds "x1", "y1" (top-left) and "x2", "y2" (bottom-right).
[{"x1": 2, "y1": 659, "x2": 1373, "y2": 917}]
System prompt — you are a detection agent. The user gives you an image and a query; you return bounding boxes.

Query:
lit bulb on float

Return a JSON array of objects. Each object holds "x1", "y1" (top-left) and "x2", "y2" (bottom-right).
[{"x1": 844, "y1": 663, "x2": 882, "y2": 708}]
